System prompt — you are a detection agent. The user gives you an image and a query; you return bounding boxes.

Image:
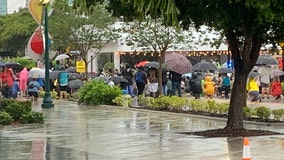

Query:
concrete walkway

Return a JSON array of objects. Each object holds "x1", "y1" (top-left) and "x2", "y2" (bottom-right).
[{"x1": 0, "y1": 99, "x2": 284, "y2": 160}]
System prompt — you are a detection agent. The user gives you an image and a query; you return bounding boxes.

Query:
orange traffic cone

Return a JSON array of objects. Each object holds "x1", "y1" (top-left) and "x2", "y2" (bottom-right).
[{"x1": 242, "y1": 137, "x2": 251, "y2": 160}]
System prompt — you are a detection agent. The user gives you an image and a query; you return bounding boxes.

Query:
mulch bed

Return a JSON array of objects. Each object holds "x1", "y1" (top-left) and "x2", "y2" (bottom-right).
[
  {"x1": 179, "y1": 128, "x2": 283, "y2": 137},
  {"x1": 131, "y1": 106, "x2": 284, "y2": 137}
]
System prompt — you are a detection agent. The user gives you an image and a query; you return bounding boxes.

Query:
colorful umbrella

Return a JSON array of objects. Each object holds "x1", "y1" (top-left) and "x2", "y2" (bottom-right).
[
  {"x1": 135, "y1": 61, "x2": 149, "y2": 67},
  {"x1": 165, "y1": 53, "x2": 192, "y2": 75}
]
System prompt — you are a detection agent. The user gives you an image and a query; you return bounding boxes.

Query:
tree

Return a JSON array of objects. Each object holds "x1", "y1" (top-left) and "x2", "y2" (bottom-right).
[
  {"x1": 122, "y1": 16, "x2": 193, "y2": 94},
  {"x1": 76, "y1": 0, "x2": 284, "y2": 132},
  {"x1": 49, "y1": 3, "x2": 120, "y2": 80},
  {"x1": 0, "y1": 8, "x2": 37, "y2": 56}
]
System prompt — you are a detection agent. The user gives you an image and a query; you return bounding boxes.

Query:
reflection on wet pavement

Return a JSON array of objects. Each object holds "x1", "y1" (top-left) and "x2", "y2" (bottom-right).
[{"x1": 1, "y1": 100, "x2": 284, "y2": 159}]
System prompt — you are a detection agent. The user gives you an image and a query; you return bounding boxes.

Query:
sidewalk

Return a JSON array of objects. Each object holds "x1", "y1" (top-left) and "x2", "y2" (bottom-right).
[{"x1": 0, "y1": 99, "x2": 284, "y2": 159}]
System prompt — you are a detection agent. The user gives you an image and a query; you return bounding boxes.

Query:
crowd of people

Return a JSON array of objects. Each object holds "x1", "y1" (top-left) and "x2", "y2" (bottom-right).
[
  {"x1": 99, "y1": 62, "x2": 283, "y2": 103},
  {"x1": 0, "y1": 58, "x2": 78, "y2": 103}
]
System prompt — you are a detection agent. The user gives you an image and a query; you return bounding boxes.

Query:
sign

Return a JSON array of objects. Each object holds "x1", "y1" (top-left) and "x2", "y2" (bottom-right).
[{"x1": 76, "y1": 60, "x2": 85, "y2": 73}]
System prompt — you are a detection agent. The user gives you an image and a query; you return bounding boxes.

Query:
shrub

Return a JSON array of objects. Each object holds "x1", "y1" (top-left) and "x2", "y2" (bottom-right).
[
  {"x1": 243, "y1": 106, "x2": 254, "y2": 118},
  {"x1": 0, "y1": 111, "x2": 13, "y2": 125},
  {"x1": 169, "y1": 96, "x2": 187, "y2": 111},
  {"x1": 137, "y1": 95, "x2": 151, "y2": 107},
  {"x1": 78, "y1": 80, "x2": 122, "y2": 105},
  {"x1": 104, "y1": 62, "x2": 114, "y2": 72},
  {"x1": 189, "y1": 99, "x2": 207, "y2": 111},
  {"x1": 0, "y1": 99, "x2": 17, "y2": 110},
  {"x1": 21, "y1": 111, "x2": 45, "y2": 124},
  {"x1": 271, "y1": 109, "x2": 284, "y2": 121},
  {"x1": 5, "y1": 102, "x2": 32, "y2": 121},
  {"x1": 112, "y1": 95, "x2": 132, "y2": 106},
  {"x1": 215, "y1": 102, "x2": 229, "y2": 115},
  {"x1": 254, "y1": 106, "x2": 271, "y2": 120}
]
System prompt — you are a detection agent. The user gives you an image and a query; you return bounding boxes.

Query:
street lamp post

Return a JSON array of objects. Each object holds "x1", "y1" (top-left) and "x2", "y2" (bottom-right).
[{"x1": 41, "y1": 0, "x2": 54, "y2": 108}]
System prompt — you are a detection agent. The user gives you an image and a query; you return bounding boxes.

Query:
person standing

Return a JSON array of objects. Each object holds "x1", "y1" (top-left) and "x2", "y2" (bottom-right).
[
  {"x1": 19, "y1": 67, "x2": 29, "y2": 97},
  {"x1": 258, "y1": 65, "x2": 271, "y2": 99},
  {"x1": 147, "y1": 68, "x2": 158, "y2": 97},
  {"x1": 122, "y1": 64, "x2": 134, "y2": 97},
  {"x1": 162, "y1": 68, "x2": 168, "y2": 96},
  {"x1": 190, "y1": 72, "x2": 203, "y2": 99},
  {"x1": 135, "y1": 67, "x2": 147, "y2": 96},
  {"x1": 1, "y1": 67, "x2": 14, "y2": 98},
  {"x1": 169, "y1": 70, "x2": 182, "y2": 97},
  {"x1": 203, "y1": 76, "x2": 215, "y2": 98}
]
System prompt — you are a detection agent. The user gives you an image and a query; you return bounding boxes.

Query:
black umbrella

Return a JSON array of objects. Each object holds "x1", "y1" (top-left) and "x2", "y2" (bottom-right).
[
  {"x1": 248, "y1": 71, "x2": 260, "y2": 78},
  {"x1": 65, "y1": 67, "x2": 77, "y2": 73},
  {"x1": 5, "y1": 62, "x2": 23, "y2": 72},
  {"x1": 144, "y1": 61, "x2": 159, "y2": 69},
  {"x1": 50, "y1": 71, "x2": 62, "y2": 79},
  {"x1": 109, "y1": 76, "x2": 128, "y2": 85},
  {"x1": 68, "y1": 73, "x2": 81, "y2": 80},
  {"x1": 68, "y1": 79, "x2": 83, "y2": 89},
  {"x1": 256, "y1": 56, "x2": 277, "y2": 65},
  {"x1": 192, "y1": 62, "x2": 218, "y2": 71},
  {"x1": 218, "y1": 67, "x2": 234, "y2": 74}
]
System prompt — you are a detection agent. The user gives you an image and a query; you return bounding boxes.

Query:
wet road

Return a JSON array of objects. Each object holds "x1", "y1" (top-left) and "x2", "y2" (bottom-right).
[{"x1": 1, "y1": 100, "x2": 284, "y2": 160}]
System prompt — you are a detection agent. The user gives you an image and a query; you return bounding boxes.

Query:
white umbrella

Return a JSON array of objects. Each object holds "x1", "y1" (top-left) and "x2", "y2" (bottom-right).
[
  {"x1": 29, "y1": 68, "x2": 45, "y2": 78},
  {"x1": 55, "y1": 54, "x2": 69, "y2": 61}
]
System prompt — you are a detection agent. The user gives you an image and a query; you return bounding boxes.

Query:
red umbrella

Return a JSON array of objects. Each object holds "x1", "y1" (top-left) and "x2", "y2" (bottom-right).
[
  {"x1": 165, "y1": 53, "x2": 192, "y2": 75},
  {"x1": 135, "y1": 61, "x2": 149, "y2": 67}
]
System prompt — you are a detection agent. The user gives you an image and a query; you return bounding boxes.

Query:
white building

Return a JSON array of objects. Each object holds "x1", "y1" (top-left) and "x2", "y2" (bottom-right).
[{"x1": 87, "y1": 22, "x2": 229, "y2": 73}]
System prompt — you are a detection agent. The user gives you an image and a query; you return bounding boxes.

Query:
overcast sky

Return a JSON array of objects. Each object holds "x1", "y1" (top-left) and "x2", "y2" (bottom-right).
[{"x1": 7, "y1": 0, "x2": 26, "y2": 14}]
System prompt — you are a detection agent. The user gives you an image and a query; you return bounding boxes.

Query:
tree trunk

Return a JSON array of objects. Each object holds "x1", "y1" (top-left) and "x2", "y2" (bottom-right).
[
  {"x1": 158, "y1": 52, "x2": 165, "y2": 95},
  {"x1": 225, "y1": 73, "x2": 247, "y2": 130}
]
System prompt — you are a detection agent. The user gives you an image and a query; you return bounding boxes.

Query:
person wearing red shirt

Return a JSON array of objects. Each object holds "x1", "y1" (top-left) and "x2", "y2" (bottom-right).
[{"x1": 0, "y1": 67, "x2": 14, "y2": 98}]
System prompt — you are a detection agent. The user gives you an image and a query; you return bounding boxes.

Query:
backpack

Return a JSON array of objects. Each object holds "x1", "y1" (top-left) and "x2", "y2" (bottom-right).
[
  {"x1": 135, "y1": 71, "x2": 143, "y2": 83},
  {"x1": 29, "y1": 82, "x2": 35, "y2": 89}
]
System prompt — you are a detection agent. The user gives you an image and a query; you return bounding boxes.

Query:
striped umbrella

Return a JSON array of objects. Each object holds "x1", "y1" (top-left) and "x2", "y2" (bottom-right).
[{"x1": 165, "y1": 53, "x2": 192, "y2": 75}]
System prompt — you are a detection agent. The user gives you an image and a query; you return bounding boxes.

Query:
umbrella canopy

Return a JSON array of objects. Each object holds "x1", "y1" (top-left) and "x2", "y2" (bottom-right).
[
  {"x1": 165, "y1": 53, "x2": 192, "y2": 75},
  {"x1": 256, "y1": 56, "x2": 278, "y2": 65},
  {"x1": 218, "y1": 67, "x2": 234, "y2": 74},
  {"x1": 192, "y1": 62, "x2": 218, "y2": 71},
  {"x1": 68, "y1": 79, "x2": 83, "y2": 89},
  {"x1": 271, "y1": 69, "x2": 284, "y2": 77},
  {"x1": 109, "y1": 76, "x2": 128, "y2": 84},
  {"x1": 144, "y1": 61, "x2": 159, "y2": 69},
  {"x1": 28, "y1": 68, "x2": 45, "y2": 78},
  {"x1": 68, "y1": 73, "x2": 81, "y2": 80},
  {"x1": 55, "y1": 54, "x2": 70, "y2": 61},
  {"x1": 5, "y1": 62, "x2": 23, "y2": 72},
  {"x1": 248, "y1": 71, "x2": 260, "y2": 78},
  {"x1": 135, "y1": 61, "x2": 149, "y2": 67},
  {"x1": 49, "y1": 70, "x2": 62, "y2": 79},
  {"x1": 65, "y1": 67, "x2": 77, "y2": 73}
]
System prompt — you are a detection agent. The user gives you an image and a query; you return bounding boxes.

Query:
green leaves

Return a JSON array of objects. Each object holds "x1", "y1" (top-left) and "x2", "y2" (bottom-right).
[{"x1": 78, "y1": 79, "x2": 122, "y2": 105}]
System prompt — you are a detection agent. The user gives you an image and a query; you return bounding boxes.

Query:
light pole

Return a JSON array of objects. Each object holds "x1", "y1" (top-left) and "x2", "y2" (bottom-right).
[{"x1": 41, "y1": 0, "x2": 54, "y2": 108}]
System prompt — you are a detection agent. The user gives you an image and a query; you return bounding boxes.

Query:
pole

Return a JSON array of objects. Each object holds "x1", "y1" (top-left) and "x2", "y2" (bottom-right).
[
  {"x1": 91, "y1": 55, "x2": 93, "y2": 75},
  {"x1": 42, "y1": 5, "x2": 54, "y2": 108}
]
